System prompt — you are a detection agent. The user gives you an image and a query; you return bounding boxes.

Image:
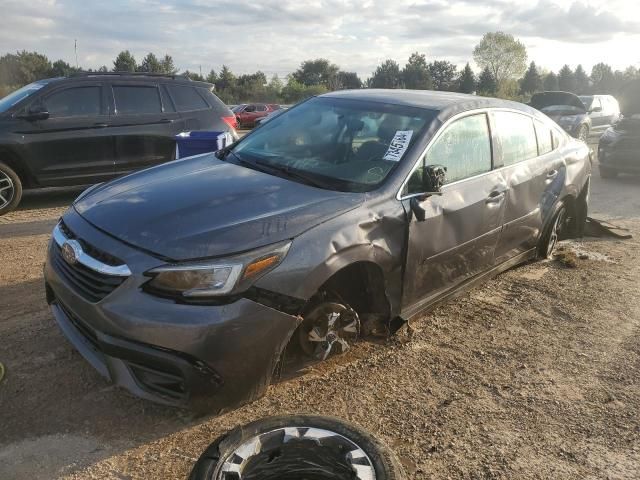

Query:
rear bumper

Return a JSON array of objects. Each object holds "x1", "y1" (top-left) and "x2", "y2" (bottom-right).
[
  {"x1": 44, "y1": 210, "x2": 300, "y2": 411},
  {"x1": 599, "y1": 143, "x2": 640, "y2": 173}
]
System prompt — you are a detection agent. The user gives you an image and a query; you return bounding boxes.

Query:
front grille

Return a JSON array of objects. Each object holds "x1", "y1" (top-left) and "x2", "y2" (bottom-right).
[
  {"x1": 52, "y1": 242, "x2": 126, "y2": 303},
  {"x1": 59, "y1": 220, "x2": 123, "y2": 266}
]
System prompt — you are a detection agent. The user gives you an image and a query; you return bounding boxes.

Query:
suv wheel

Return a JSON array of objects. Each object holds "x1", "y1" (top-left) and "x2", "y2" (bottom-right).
[
  {"x1": 0, "y1": 162, "x2": 22, "y2": 216},
  {"x1": 189, "y1": 415, "x2": 406, "y2": 480}
]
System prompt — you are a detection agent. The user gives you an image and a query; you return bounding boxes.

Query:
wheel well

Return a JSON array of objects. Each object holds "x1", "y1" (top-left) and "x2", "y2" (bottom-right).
[
  {"x1": 0, "y1": 149, "x2": 33, "y2": 188},
  {"x1": 311, "y1": 262, "x2": 391, "y2": 323}
]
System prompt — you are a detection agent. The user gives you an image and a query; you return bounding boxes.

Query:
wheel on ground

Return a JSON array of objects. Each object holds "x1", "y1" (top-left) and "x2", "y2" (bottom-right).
[
  {"x1": 189, "y1": 415, "x2": 406, "y2": 480},
  {"x1": 599, "y1": 166, "x2": 618, "y2": 179},
  {"x1": 0, "y1": 162, "x2": 22, "y2": 216},
  {"x1": 538, "y1": 205, "x2": 567, "y2": 259},
  {"x1": 576, "y1": 124, "x2": 589, "y2": 143}
]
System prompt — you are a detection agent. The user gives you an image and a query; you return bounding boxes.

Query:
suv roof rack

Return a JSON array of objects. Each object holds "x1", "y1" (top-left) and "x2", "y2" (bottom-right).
[{"x1": 70, "y1": 71, "x2": 192, "y2": 80}]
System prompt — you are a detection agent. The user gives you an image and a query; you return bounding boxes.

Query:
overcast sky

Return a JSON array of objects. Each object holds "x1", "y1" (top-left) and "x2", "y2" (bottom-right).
[{"x1": 2, "y1": 0, "x2": 640, "y2": 79}]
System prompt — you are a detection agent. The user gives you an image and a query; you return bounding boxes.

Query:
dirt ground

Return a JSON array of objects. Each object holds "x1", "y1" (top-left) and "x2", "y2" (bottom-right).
[{"x1": 1, "y1": 153, "x2": 639, "y2": 479}]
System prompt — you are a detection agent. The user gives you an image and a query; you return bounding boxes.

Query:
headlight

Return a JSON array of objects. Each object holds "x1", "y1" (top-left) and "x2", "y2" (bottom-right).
[{"x1": 145, "y1": 241, "x2": 291, "y2": 298}]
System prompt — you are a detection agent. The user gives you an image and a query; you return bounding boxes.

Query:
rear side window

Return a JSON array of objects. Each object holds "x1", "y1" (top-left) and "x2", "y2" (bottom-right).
[
  {"x1": 493, "y1": 111, "x2": 538, "y2": 166},
  {"x1": 113, "y1": 85, "x2": 162, "y2": 114},
  {"x1": 44, "y1": 86, "x2": 102, "y2": 117},
  {"x1": 534, "y1": 120, "x2": 553, "y2": 155},
  {"x1": 168, "y1": 85, "x2": 209, "y2": 111},
  {"x1": 256, "y1": 104, "x2": 267, "y2": 112},
  {"x1": 426, "y1": 113, "x2": 492, "y2": 184}
]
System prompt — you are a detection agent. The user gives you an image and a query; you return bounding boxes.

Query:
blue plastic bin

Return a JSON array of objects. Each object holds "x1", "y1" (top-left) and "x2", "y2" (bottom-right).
[{"x1": 175, "y1": 131, "x2": 233, "y2": 159}]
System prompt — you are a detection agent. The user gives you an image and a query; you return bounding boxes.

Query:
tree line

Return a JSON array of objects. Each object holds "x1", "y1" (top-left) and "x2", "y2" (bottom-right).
[{"x1": 1, "y1": 32, "x2": 639, "y2": 105}]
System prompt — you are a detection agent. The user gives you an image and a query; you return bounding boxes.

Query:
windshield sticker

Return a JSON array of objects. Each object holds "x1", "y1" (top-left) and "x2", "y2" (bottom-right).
[{"x1": 383, "y1": 130, "x2": 413, "y2": 162}]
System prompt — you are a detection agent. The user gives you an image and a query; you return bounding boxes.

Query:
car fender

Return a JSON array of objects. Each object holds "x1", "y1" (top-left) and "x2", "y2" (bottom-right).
[{"x1": 256, "y1": 201, "x2": 408, "y2": 318}]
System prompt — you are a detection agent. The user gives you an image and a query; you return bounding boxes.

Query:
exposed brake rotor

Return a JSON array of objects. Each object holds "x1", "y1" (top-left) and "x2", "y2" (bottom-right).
[{"x1": 299, "y1": 302, "x2": 360, "y2": 361}]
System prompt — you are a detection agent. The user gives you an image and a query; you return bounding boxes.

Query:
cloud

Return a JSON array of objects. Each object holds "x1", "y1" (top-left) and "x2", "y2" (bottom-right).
[{"x1": 0, "y1": 0, "x2": 638, "y2": 80}]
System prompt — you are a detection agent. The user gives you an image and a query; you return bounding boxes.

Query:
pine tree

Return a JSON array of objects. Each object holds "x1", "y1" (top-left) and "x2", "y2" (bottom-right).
[
  {"x1": 543, "y1": 72, "x2": 559, "y2": 91},
  {"x1": 457, "y1": 63, "x2": 476, "y2": 93},
  {"x1": 520, "y1": 61, "x2": 542, "y2": 94},
  {"x1": 558, "y1": 65, "x2": 576, "y2": 92},
  {"x1": 477, "y1": 67, "x2": 497, "y2": 95}
]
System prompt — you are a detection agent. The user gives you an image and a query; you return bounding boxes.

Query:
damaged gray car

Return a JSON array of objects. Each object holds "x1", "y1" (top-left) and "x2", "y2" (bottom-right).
[{"x1": 44, "y1": 90, "x2": 591, "y2": 411}]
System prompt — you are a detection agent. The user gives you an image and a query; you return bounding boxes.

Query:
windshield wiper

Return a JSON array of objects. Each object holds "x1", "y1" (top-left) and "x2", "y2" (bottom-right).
[{"x1": 254, "y1": 159, "x2": 332, "y2": 189}]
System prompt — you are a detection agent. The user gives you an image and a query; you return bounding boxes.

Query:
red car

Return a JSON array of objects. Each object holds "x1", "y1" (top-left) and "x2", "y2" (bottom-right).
[{"x1": 233, "y1": 103, "x2": 280, "y2": 128}]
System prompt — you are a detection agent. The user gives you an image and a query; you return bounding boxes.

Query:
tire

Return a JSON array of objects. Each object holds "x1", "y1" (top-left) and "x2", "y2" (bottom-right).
[
  {"x1": 0, "y1": 162, "x2": 22, "y2": 216},
  {"x1": 189, "y1": 415, "x2": 406, "y2": 480},
  {"x1": 576, "y1": 124, "x2": 589, "y2": 143},
  {"x1": 538, "y1": 205, "x2": 566, "y2": 259},
  {"x1": 599, "y1": 166, "x2": 618, "y2": 179}
]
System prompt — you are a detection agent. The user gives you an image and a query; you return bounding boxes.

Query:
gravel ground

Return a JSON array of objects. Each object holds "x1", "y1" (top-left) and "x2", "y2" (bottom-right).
[{"x1": 0, "y1": 154, "x2": 639, "y2": 479}]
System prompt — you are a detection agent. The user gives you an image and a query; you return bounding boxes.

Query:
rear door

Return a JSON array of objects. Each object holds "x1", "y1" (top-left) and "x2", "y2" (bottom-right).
[
  {"x1": 108, "y1": 81, "x2": 184, "y2": 175},
  {"x1": 493, "y1": 111, "x2": 562, "y2": 263},
  {"x1": 401, "y1": 112, "x2": 508, "y2": 314},
  {"x1": 21, "y1": 82, "x2": 114, "y2": 186}
]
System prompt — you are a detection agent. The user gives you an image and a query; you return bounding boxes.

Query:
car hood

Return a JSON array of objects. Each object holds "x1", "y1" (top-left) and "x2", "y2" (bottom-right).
[
  {"x1": 530, "y1": 91, "x2": 587, "y2": 113},
  {"x1": 74, "y1": 154, "x2": 364, "y2": 261}
]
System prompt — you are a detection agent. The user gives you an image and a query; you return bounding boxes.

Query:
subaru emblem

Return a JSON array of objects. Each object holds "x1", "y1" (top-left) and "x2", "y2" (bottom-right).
[{"x1": 61, "y1": 240, "x2": 82, "y2": 266}]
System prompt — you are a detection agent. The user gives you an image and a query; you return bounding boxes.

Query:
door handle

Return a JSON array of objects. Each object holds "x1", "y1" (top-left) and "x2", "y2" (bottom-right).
[
  {"x1": 546, "y1": 169, "x2": 558, "y2": 179},
  {"x1": 159, "y1": 118, "x2": 174, "y2": 124},
  {"x1": 93, "y1": 123, "x2": 109, "y2": 128},
  {"x1": 486, "y1": 190, "x2": 505, "y2": 204}
]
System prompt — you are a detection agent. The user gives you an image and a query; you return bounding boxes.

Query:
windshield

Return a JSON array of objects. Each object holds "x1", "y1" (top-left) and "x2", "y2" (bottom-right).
[
  {"x1": 579, "y1": 96, "x2": 593, "y2": 110},
  {"x1": 0, "y1": 81, "x2": 47, "y2": 113},
  {"x1": 232, "y1": 104, "x2": 246, "y2": 113},
  {"x1": 231, "y1": 96, "x2": 436, "y2": 192}
]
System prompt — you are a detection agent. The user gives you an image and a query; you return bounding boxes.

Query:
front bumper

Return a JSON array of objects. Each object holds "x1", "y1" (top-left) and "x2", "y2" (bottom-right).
[{"x1": 45, "y1": 209, "x2": 300, "y2": 411}]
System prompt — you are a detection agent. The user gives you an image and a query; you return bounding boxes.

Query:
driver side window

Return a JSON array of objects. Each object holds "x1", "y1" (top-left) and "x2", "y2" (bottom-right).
[{"x1": 406, "y1": 113, "x2": 492, "y2": 194}]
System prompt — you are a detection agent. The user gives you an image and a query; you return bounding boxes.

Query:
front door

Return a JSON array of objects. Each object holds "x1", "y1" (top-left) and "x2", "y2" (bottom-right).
[
  {"x1": 22, "y1": 82, "x2": 115, "y2": 186},
  {"x1": 401, "y1": 112, "x2": 507, "y2": 315}
]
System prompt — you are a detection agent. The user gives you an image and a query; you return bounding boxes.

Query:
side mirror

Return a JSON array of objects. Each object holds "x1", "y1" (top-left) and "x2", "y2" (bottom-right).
[
  {"x1": 20, "y1": 105, "x2": 49, "y2": 121},
  {"x1": 424, "y1": 164, "x2": 447, "y2": 193},
  {"x1": 590, "y1": 106, "x2": 602, "y2": 113},
  {"x1": 408, "y1": 164, "x2": 447, "y2": 222}
]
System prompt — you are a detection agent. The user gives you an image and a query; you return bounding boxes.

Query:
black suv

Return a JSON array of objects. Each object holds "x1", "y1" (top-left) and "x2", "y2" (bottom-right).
[{"x1": 0, "y1": 72, "x2": 236, "y2": 215}]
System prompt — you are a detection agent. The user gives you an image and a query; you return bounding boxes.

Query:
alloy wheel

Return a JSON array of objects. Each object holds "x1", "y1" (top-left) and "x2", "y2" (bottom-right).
[
  {"x1": 215, "y1": 426, "x2": 377, "y2": 480},
  {"x1": 0, "y1": 170, "x2": 14, "y2": 210},
  {"x1": 546, "y1": 209, "x2": 565, "y2": 258},
  {"x1": 299, "y1": 302, "x2": 360, "y2": 360}
]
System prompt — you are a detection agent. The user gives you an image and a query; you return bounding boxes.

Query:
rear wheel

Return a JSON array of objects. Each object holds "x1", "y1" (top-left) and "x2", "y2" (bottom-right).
[
  {"x1": 538, "y1": 205, "x2": 567, "y2": 259},
  {"x1": 0, "y1": 162, "x2": 22, "y2": 216},
  {"x1": 189, "y1": 415, "x2": 406, "y2": 480}
]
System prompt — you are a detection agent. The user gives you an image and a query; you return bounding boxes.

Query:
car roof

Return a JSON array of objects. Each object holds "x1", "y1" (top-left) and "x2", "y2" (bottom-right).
[
  {"x1": 322, "y1": 88, "x2": 540, "y2": 119},
  {"x1": 42, "y1": 72, "x2": 214, "y2": 89}
]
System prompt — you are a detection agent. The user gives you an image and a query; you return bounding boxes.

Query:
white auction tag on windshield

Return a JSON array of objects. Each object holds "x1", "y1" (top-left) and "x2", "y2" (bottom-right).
[{"x1": 383, "y1": 130, "x2": 413, "y2": 162}]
